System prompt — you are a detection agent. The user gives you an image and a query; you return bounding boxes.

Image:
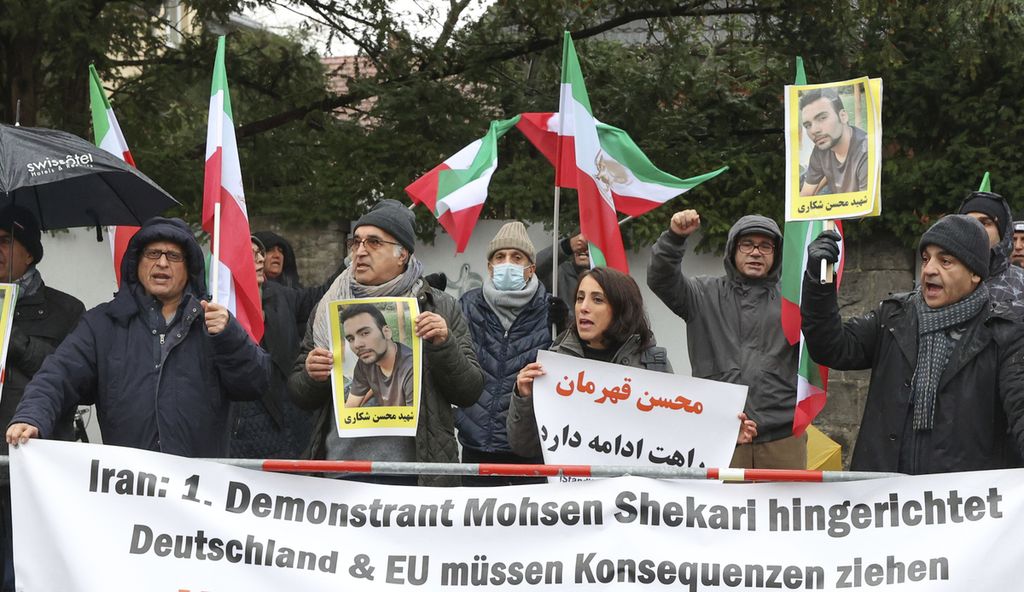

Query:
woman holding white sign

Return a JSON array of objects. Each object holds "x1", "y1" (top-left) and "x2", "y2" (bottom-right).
[{"x1": 507, "y1": 267, "x2": 757, "y2": 457}]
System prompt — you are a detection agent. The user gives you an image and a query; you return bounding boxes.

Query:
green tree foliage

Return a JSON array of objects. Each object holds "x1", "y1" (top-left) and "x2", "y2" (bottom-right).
[{"x1": 5, "y1": 0, "x2": 1024, "y2": 250}]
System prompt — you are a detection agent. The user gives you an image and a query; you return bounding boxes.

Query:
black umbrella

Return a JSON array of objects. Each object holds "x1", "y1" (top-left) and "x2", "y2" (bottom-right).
[{"x1": 0, "y1": 124, "x2": 179, "y2": 230}]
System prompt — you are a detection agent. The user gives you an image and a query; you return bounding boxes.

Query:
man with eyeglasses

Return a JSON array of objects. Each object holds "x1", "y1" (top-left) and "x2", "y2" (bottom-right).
[
  {"x1": 7, "y1": 217, "x2": 270, "y2": 459},
  {"x1": 956, "y1": 191, "x2": 1024, "y2": 318},
  {"x1": 647, "y1": 209, "x2": 804, "y2": 469},
  {"x1": 288, "y1": 199, "x2": 482, "y2": 486}
]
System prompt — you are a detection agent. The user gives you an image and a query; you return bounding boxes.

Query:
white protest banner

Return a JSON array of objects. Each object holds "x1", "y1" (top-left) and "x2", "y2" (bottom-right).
[
  {"x1": 12, "y1": 440, "x2": 1024, "y2": 591},
  {"x1": 328, "y1": 297, "x2": 421, "y2": 437},
  {"x1": 532, "y1": 350, "x2": 747, "y2": 477}
]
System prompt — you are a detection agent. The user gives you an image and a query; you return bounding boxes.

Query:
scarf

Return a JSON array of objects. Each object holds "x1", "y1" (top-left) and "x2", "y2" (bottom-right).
[
  {"x1": 481, "y1": 273, "x2": 539, "y2": 330},
  {"x1": 911, "y1": 284, "x2": 988, "y2": 430},
  {"x1": 14, "y1": 266, "x2": 42, "y2": 300},
  {"x1": 312, "y1": 256, "x2": 424, "y2": 348}
]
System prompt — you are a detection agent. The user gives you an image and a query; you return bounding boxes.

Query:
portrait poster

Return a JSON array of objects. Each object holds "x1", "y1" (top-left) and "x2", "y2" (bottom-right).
[
  {"x1": 784, "y1": 77, "x2": 883, "y2": 221},
  {"x1": 0, "y1": 284, "x2": 16, "y2": 404},
  {"x1": 532, "y1": 351, "x2": 747, "y2": 481},
  {"x1": 328, "y1": 297, "x2": 421, "y2": 438}
]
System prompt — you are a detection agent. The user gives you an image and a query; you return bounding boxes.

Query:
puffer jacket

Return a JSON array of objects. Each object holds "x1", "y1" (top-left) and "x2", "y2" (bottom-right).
[
  {"x1": 506, "y1": 329, "x2": 671, "y2": 458},
  {"x1": 646, "y1": 215, "x2": 796, "y2": 443},
  {"x1": 11, "y1": 217, "x2": 270, "y2": 457},
  {"x1": 456, "y1": 284, "x2": 552, "y2": 453},
  {"x1": 0, "y1": 280, "x2": 84, "y2": 454},
  {"x1": 956, "y1": 193, "x2": 1024, "y2": 319},
  {"x1": 802, "y1": 278, "x2": 1024, "y2": 474},
  {"x1": 289, "y1": 282, "x2": 483, "y2": 486}
]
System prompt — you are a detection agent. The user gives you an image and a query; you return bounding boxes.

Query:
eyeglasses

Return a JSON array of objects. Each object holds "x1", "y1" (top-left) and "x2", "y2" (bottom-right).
[
  {"x1": 347, "y1": 236, "x2": 402, "y2": 252},
  {"x1": 142, "y1": 248, "x2": 185, "y2": 263},
  {"x1": 736, "y1": 240, "x2": 775, "y2": 255}
]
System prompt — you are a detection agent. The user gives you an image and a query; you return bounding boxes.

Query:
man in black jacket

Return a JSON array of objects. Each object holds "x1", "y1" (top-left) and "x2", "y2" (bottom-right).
[
  {"x1": 803, "y1": 215, "x2": 1024, "y2": 474},
  {"x1": 0, "y1": 205, "x2": 84, "y2": 592}
]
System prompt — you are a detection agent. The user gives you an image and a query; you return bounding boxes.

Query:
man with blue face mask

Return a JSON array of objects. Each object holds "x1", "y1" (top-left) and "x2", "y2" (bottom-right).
[{"x1": 458, "y1": 222, "x2": 553, "y2": 485}]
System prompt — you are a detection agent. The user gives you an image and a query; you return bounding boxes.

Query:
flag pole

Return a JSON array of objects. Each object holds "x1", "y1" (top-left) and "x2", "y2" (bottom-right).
[{"x1": 211, "y1": 202, "x2": 222, "y2": 303}]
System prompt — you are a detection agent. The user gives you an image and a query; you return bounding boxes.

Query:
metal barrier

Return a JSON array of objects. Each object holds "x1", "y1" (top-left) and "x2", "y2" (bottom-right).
[{"x1": 0, "y1": 455, "x2": 902, "y2": 484}]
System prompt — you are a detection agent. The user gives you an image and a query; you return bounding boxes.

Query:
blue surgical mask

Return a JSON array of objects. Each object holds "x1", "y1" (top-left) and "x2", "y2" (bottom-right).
[{"x1": 492, "y1": 263, "x2": 528, "y2": 291}]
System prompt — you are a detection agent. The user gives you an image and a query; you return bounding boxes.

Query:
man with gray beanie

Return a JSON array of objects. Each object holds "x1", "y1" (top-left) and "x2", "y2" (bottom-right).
[
  {"x1": 458, "y1": 221, "x2": 552, "y2": 485},
  {"x1": 647, "y1": 208, "x2": 795, "y2": 469},
  {"x1": 802, "y1": 215, "x2": 1024, "y2": 474},
  {"x1": 288, "y1": 199, "x2": 482, "y2": 486}
]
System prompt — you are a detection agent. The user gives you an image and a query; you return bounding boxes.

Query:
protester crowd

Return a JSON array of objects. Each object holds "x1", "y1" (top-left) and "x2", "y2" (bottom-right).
[{"x1": 2, "y1": 191, "x2": 1024, "y2": 586}]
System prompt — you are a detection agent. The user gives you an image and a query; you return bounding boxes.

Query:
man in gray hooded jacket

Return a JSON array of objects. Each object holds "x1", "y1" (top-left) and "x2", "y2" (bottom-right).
[
  {"x1": 957, "y1": 191, "x2": 1024, "y2": 319},
  {"x1": 647, "y1": 209, "x2": 803, "y2": 469}
]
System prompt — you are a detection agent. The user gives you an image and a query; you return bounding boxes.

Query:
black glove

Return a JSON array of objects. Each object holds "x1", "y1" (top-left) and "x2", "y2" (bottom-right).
[
  {"x1": 548, "y1": 297, "x2": 569, "y2": 335},
  {"x1": 806, "y1": 230, "x2": 841, "y2": 279}
]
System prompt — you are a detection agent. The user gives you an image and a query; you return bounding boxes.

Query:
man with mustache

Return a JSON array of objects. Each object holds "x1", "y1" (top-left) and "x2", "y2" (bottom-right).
[
  {"x1": 799, "y1": 88, "x2": 868, "y2": 196},
  {"x1": 340, "y1": 303, "x2": 412, "y2": 408}
]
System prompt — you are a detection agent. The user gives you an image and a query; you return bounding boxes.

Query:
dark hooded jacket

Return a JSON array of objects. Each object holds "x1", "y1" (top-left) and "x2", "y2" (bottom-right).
[
  {"x1": 11, "y1": 217, "x2": 270, "y2": 457},
  {"x1": 254, "y1": 231, "x2": 302, "y2": 289},
  {"x1": 957, "y1": 193, "x2": 1024, "y2": 319},
  {"x1": 646, "y1": 215, "x2": 797, "y2": 443}
]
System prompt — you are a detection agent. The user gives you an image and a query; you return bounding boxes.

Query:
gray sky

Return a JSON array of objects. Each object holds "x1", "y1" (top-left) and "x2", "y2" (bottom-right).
[{"x1": 245, "y1": 0, "x2": 494, "y2": 56}]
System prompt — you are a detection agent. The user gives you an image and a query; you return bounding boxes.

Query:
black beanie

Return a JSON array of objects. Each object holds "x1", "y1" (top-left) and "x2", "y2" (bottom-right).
[
  {"x1": 352, "y1": 199, "x2": 416, "y2": 253},
  {"x1": 958, "y1": 192, "x2": 1007, "y2": 239},
  {"x1": 0, "y1": 205, "x2": 43, "y2": 264},
  {"x1": 919, "y1": 215, "x2": 990, "y2": 280}
]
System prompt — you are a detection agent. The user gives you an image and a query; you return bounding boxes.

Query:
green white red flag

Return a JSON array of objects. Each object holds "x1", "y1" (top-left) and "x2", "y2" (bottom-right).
[
  {"x1": 516, "y1": 112, "x2": 727, "y2": 217},
  {"x1": 202, "y1": 37, "x2": 263, "y2": 342},
  {"x1": 89, "y1": 65, "x2": 138, "y2": 287},
  {"x1": 556, "y1": 32, "x2": 629, "y2": 271},
  {"x1": 405, "y1": 116, "x2": 520, "y2": 252},
  {"x1": 780, "y1": 58, "x2": 845, "y2": 436}
]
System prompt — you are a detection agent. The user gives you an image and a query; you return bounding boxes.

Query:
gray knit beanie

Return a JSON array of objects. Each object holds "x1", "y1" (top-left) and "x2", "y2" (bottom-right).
[
  {"x1": 919, "y1": 215, "x2": 990, "y2": 280},
  {"x1": 352, "y1": 199, "x2": 416, "y2": 253},
  {"x1": 487, "y1": 221, "x2": 536, "y2": 263}
]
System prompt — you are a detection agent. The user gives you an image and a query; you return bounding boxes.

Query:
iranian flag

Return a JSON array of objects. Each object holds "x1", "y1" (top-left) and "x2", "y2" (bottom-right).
[
  {"x1": 89, "y1": 65, "x2": 138, "y2": 287},
  {"x1": 517, "y1": 112, "x2": 727, "y2": 217},
  {"x1": 780, "y1": 58, "x2": 845, "y2": 436},
  {"x1": 405, "y1": 116, "x2": 520, "y2": 252},
  {"x1": 202, "y1": 36, "x2": 263, "y2": 342},
  {"x1": 557, "y1": 32, "x2": 628, "y2": 271}
]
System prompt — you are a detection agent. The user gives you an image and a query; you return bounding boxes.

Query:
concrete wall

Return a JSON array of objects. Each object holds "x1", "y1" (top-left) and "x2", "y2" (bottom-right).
[{"x1": 38, "y1": 221, "x2": 916, "y2": 467}]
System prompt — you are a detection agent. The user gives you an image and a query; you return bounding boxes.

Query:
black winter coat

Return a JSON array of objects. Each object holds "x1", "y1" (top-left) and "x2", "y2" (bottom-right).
[
  {"x1": 801, "y1": 279, "x2": 1024, "y2": 474},
  {"x1": 12, "y1": 218, "x2": 270, "y2": 457},
  {"x1": 0, "y1": 281, "x2": 83, "y2": 453},
  {"x1": 456, "y1": 285, "x2": 552, "y2": 453}
]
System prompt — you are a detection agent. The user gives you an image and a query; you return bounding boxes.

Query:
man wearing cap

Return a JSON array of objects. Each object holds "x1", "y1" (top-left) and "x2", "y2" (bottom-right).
[
  {"x1": 803, "y1": 215, "x2": 1024, "y2": 474},
  {"x1": 7, "y1": 217, "x2": 270, "y2": 457},
  {"x1": 0, "y1": 205, "x2": 84, "y2": 592},
  {"x1": 957, "y1": 191, "x2": 1024, "y2": 317},
  {"x1": 458, "y1": 222, "x2": 551, "y2": 485},
  {"x1": 288, "y1": 199, "x2": 482, "y2": 486},
  {"x1": 1013, "y1": 220, "x2": 1024, "y2": 268},
  {"x1": 647, "y1": 209, "x2": 803, "y2": 469}
]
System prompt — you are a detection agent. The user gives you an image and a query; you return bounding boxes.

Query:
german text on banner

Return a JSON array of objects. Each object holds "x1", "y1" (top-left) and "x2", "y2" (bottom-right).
[
  {"x1": 329, "y1": 297, "x2": 421, "y2": 437},
  {"x1": 784, "y1": 77, "x2": 883, "y2": 222},
  {"x1": 12, "y1": 440, "x2": 1024, "y2": 591},
  {"x1": 532, "y1": 350, "x2": 746, "y2": 478}
]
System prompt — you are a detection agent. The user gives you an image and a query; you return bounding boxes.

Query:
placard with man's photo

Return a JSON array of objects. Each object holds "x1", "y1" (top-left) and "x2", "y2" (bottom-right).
[
  {"x1": 328, "y1": 297, "x2": 421, "y2": 437},
  {"x1": 784, "y1": 77, "x2": 883, "y2": 221}
]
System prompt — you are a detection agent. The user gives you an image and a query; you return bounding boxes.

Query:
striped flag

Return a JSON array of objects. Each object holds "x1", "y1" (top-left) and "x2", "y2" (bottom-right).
[
  {"x1": 517, "y1": 112, "x2": 727, "y2": 217},
  {"x1": 780, "y1": 58, "x2": 845, "y2": 436},
  {"x1": 202, "y1": 36, "x2": 263, "y2": 342},
  {"x1": 557, "y1": 32, "x2": 628, "y2": 271},
  {"x1": 405, "y1": 116, "x2": 520, "y2": 252},
  {"x1": 88, "y1": 65, "x2": 139, "y2": 287}
]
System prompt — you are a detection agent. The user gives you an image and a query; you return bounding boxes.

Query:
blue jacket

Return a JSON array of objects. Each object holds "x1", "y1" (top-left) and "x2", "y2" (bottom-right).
[
  {"x1": 12, "y1": 217, "x2": 270, "y2": 457},
  {"x1": 457, "y1": 285, "x2": 552, "y2": 453}
]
